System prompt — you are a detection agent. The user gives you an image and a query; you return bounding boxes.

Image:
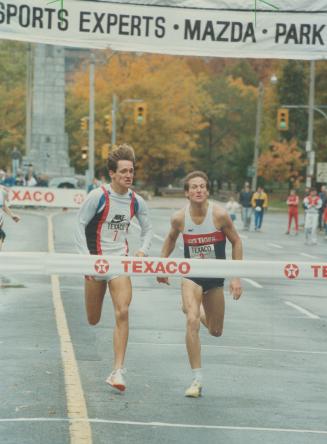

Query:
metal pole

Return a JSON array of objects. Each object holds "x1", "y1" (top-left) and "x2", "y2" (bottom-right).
[
  {"x1": 88, "y1": 54, "x2": 95, "y2": 184},
  {"x1": 306, "y1": 60, "x2": 315, "y2": 188},
  {"x1": 111, "y1": 94, "x2": 117, "y2": 145},
  {"x1": 252, "y1": 81, "x2": 264, "y2": 191},
  {"x1": 25, "y1": 44, "x2": 33, "y2": 155}
]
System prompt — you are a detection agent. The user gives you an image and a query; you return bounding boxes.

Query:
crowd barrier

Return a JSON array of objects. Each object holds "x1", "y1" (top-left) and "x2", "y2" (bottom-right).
[{"x1": 0, "y1": 253, "x2": 326, "y2": 281}]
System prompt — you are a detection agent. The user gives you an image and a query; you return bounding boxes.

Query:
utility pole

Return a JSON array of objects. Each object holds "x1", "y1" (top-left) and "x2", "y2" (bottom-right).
[
  {"x1": 88, "y1": 53, "x2": 95, "y2": 185},
  {"x1": 111, "y1": 94, "x2": 117, "y2": 145},
  {"x1": 25, "y1": 44, "x2": 33, "y2": 155},
  {"x1": 306, "y1": 60, "x2": 315, "y2": 188},
  {"x1": 252, "y1": 81, "x2": 264, "y2": 191}
]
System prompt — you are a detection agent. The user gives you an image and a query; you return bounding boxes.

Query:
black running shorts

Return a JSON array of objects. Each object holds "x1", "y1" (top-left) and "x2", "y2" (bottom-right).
[{"x1": 185, "y1": 277, "x2": 224, "y2": 292}]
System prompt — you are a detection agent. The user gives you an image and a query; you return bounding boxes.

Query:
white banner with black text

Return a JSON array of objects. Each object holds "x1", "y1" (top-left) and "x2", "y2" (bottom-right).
[{"x1": 0, "y1": 0, "x2": 326, "y2": 59}]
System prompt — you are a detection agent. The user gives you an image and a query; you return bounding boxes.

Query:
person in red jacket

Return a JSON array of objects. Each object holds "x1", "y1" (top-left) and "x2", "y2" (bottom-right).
[
  {"x1": 323, "y1": 204, "x2": 327, "y2": 240},
  {"x1": 286, "y1": 189, "x2": 299, "y2": 235}
]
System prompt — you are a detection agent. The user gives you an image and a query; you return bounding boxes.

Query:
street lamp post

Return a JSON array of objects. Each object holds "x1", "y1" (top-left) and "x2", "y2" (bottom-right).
[
  {"x1": 306, "y1": 60, "x2": 315, "y2": 188},
  {"x1": 88, "y1": 53, "x2": 95, "y2": 185},
  {"x1": 251, "y1": 81, "x2": 264, "y2": 192}
]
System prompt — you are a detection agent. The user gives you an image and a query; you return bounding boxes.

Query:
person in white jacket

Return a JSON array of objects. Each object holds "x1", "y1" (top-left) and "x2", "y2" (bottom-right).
[
  {"x1": 303, "y1": 188, "x2": 322, "y2": 245},
  {"x1": 225, "y1": 196, "x2": 240, "y2": 222}
]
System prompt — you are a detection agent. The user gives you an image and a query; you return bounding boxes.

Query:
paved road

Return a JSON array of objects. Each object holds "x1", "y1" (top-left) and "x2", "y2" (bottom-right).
[{"x1": 0, "y1": 201, "x2": 326, "y2": 444}]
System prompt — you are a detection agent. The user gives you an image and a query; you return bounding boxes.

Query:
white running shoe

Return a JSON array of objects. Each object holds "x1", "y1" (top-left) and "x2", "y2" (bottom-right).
[
  {"x1": 185, "y1": 379, "x2": 202, "y2": 398},
  {"x1": 106, "y1": 369, "x2": 126, "y2": 392}
]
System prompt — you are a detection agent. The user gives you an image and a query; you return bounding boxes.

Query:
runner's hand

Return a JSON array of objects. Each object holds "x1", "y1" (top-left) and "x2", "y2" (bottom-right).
[
  {"x1": 157, "y1": 277, "x2": 170, "y2": 285},
  {"x1": 229, "y1": 277, "x2": 242, "y2": 300},
  {"x1": 135, "y1": 250, "x2": 145, "y2": 257}
]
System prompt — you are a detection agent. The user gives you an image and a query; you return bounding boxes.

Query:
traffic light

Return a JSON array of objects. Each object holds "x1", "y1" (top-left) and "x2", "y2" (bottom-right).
[
  {"x1": 104, "y1": 114, "x2": 111, "y2": 133},
  {"x1": 81, "y1": 146, "x2": 88, "y2": 160},
  {"x1": 277, "y1": 108, "x2": 289, "y2": 131},
  {"x1": 80, "y1": 117, "x2": 88, "y2": 131},
  {"x1": 101, "y1": 143, "x2": 109, "y2": 160},
  {"x1": 134, "y1": 102, "x2": 147, "y2": 126}
]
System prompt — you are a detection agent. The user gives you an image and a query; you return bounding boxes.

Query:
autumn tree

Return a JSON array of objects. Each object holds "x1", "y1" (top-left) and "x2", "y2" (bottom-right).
[
  {"x1": 258, "y1": 139, "x2": 306, "y2": 188},
  {"x1": 66, "y1": 52, "x2": 207, "y2": 190},
  {"x1": 0, "y1": 41, "x2": 27, "y2": 169}
]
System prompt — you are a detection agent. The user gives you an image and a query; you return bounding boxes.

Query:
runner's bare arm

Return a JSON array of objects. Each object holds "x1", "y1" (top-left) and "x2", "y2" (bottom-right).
[
  {"x1": 214, "y1": 206, "x2": 243, "y2": 300},
  {"x1": 157, "y1": 211, "x2": 183, "y2": 285},
  {"x1": 3, "y1": 203, "x2": 20, "y2": 223}
]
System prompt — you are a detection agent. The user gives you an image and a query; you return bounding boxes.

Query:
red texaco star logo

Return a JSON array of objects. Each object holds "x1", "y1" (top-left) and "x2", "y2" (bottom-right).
[
  {"x1": 74, "y1": 193, "x2": 85, "y2": 205},
  {"x1": 284, "y1": 264, "x2": 300, "y2": 280},
  {"x1": 94, "y1": 259, "x2": 110, "y2": 274}
]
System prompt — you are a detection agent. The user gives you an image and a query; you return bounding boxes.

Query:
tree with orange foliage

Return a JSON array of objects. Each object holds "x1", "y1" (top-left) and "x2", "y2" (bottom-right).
[
  {"x1": 67, "y1": 52, "x2": 208, "y2": 189},
  {"x1": 258, "y1": 139, "x2": 306, "y2": 188}
]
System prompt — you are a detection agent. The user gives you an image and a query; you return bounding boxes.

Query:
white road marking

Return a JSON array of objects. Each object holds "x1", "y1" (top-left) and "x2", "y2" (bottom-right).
[
  {"x1": 48, "y1": 215, "x2": 92, "y2": 444},
  {"x1": 128, "y1": 342, "x2": 327, "y2": 355},
  {"x1": 300, "y1": 252, "x2": 318, "y2": 259},
  {"x1": 242, "y1": 278, "x2": 263, "y2": 288},
  {"x1": 268, "y1": 243, "x2": 283, "y2": 249},
  {"x1": 239, "y1": 234, "x2": 248, "y2": 240},
  {"x1": 284, "y1": 301, "x2": 320, "y2": 320},
  {"x1": 0, "y1": 418, "x2": 326, "y2": 436}
]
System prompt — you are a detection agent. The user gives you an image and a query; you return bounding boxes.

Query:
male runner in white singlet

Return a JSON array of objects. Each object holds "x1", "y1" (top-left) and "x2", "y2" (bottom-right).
[
  {"x1": 75, "y1": 144, "x2": 152, "y2": 391},
  {"x1": 158, "y1": 171, "x2": 243, "y2": 397},
  {"x1": 0, "y1": 185, "x2": 20, "y2": 251}
]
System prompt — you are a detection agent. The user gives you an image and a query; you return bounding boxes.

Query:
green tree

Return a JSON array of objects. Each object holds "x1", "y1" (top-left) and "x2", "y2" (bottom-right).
[
  {"x1": 193, "y1": 75, "x2": 257, "y2": 188},
  {"x1": 315, "y1": 61, "x2": 327, "y2": 163},
  {"x1": 276, "y1": 61, "x2": 308, "y2": 143}
]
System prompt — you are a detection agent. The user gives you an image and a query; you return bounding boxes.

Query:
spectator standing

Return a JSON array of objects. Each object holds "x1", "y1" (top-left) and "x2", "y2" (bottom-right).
[
  {"x1": 3, "y1": 169, "x2": 15, "y2": 187},
  {"x1": 25, "y1": 165, "x2": 37, "y2": 187},
  {"x1": 87, "y1": 178, "x2": 99, "y2": 193},
  {"x1": 303, "y1": 188, "x2": 322, "y2": 245},
  {"x1": 226, "y1": 196, "x2": 240, "y2": 222},
  {"x1": 0, "y1": 170, "x2": 6, "y2": 185},
  {"x1": 251, "y1": 186, "x2": 268, "y2": 231},
  {"x1": 11, "y1": 147, "x2": 22, "y2": 177},
  {"x1": 318, "y1": 185, "x2": 327, "y2": 231},
  {"x1": 15, "y1": 169, "x2": 26, "y2": 186},
  {"x1": 239, "y1": 183, "x2": 253, "y2": 230},
  {"x1": 323, "y1": 204, "x2": 327, "y2": 240},
  {"x1": 286, "y1": 189, "x2": 299, "y2": 235}
]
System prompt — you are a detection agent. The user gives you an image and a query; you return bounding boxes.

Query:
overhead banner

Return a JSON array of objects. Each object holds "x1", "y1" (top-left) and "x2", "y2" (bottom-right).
[
  {"x1": 0, "y1": 252, "x2": 327, "y2": 281},
  {"x1": 0, "y1": 0, "x2": 326, "y2": 59},
  {"x1": 7, "y1": 186, "x2": 86, "y2": 208}
]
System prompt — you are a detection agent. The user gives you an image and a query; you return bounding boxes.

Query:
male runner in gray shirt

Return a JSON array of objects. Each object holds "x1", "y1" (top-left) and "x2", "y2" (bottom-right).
[{"x1": 75, "y1": 144, "x2": 152, "y2": 391}]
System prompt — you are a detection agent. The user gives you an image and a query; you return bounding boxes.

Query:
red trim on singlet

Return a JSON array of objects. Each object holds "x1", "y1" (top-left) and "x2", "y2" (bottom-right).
[
  {"x1": 130, "y1": 191, "x2": 136, "y2": 219},
  {"x1": 96, "y1": 186, "x2": 110, "y2": 255},
  {"x1": 183, "y1": 231, "x2": 225, "y2": 246}
]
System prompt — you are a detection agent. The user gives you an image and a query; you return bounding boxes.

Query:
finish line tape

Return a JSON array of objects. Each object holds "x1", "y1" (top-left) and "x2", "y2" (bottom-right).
[{"x1": 0, "y1": 253, "x2": 326, "y2": 281}]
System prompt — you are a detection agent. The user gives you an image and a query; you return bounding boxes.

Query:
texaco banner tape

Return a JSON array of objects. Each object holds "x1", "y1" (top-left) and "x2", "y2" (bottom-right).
[{"x1": 0, "y1": 253, "x2": 326, "y2": 281}]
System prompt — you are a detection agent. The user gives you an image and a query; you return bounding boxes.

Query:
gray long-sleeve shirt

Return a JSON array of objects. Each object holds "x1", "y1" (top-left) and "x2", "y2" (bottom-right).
[{"x1": 74, "y1": 185, "x2": 152, "y2": 256}]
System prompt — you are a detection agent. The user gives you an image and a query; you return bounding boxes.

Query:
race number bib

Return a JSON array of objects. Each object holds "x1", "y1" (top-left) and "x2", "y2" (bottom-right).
[{"x1": 190, "y1": 244, "x2": 216, "y2": 259}]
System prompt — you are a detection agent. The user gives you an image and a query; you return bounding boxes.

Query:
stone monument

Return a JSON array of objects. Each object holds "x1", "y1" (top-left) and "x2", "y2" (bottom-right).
[{"x1": 25, "y1": 44, "x2": 73, "y2": 176}]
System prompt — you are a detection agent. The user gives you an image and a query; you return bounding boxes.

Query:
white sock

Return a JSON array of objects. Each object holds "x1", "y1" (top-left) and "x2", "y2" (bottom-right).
[{"x1": 192, "y1": 368, "x2": 203, "y2": 383}]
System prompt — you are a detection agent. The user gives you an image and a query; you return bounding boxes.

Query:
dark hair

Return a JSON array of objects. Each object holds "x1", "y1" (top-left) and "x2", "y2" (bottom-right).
[
  {"x1": 184, "y1": 171, "x2": 210, "y2": 191},
  {"x1": 107, "y1": 144, "x2": 135, "y2": 172}
]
